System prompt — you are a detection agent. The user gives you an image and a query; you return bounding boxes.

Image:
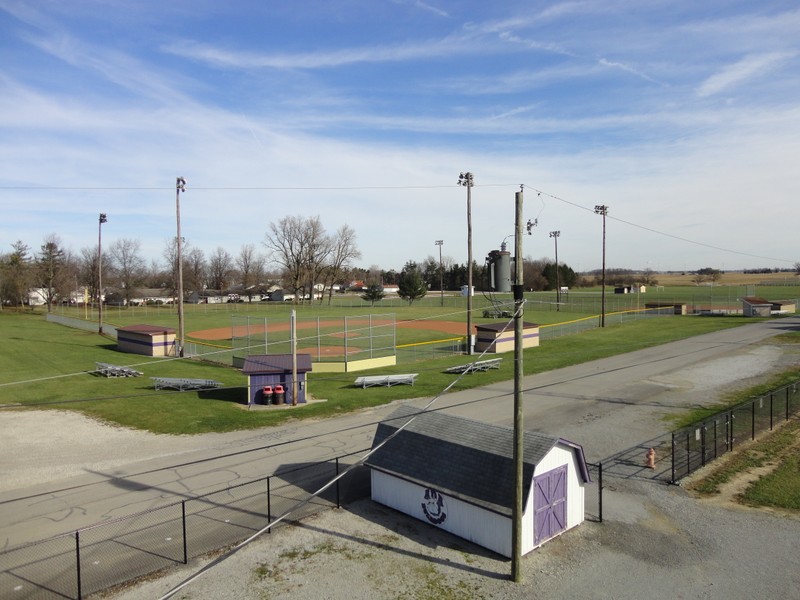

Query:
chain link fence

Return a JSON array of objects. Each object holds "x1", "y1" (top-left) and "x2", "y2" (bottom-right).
[
  {"x1": 0, "y1": 451, "x2": 371, "y2": 600},
  {"x1": 670, "y1": 381, "x2": 800, "y2": 483}
]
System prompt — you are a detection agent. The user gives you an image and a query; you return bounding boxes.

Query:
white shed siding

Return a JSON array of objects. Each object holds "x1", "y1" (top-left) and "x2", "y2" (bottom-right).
[{"x1": 372, "y1": 471, "x2": 512, "y2": 557}]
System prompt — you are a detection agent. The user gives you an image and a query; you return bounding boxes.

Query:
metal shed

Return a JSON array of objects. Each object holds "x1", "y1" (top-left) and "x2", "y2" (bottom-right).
[
  {"x1": 366, "y1": 405, "x2": 590, "y2": 558},
  {"x1": 242, "y1": 354, "x2": 312, "y2": 405}
]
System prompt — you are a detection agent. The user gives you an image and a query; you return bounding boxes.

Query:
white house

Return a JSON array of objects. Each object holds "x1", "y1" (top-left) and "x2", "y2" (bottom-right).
[{"x1": 366, "y1": 405, "x2": 591, "y2": 558}]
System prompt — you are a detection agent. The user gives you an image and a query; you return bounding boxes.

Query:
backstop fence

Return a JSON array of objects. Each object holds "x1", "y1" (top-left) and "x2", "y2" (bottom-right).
[
  {"x1": 669, "y1": 381, "x2": 800, "y2": 483},
  {"x1": 229, "y1": 314, "x2": 397, "y2": 368}
]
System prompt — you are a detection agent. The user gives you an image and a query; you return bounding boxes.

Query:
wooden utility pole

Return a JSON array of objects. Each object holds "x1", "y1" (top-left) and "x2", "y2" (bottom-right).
[{"x1": 511, "y1": 188, "x2": 524, "y2": 582}]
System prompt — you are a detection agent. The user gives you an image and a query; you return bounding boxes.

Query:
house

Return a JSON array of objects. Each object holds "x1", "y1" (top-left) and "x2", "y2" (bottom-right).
[
  {"x1": 366, "y1": 405, "x2": 591, "y2": 558},
  {"x1": 242, "y1": 354, "x2": 312, "y2": 405}
]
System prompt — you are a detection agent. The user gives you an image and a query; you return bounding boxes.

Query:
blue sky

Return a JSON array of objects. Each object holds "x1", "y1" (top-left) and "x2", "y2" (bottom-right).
[{"x1": 1, "y1": 0, "x2": 798, "y2": 274}]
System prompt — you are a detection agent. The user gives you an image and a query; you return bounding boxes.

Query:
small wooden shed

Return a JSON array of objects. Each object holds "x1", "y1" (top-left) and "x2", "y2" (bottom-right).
[
  {"x1": 117, "y1": 324, "x2": 176, "y2": 357},
  {"x1": 242, "y1": 354, "x2": 312, "y2": 405},
  {"x1": 366, "y1": 406, "x2": 590, "y2": 557},
  {"x1": 742, "y1": 296, "x2": 773, "y2": 317},
  {"x1": 474, "y1": 322, "x2": 539, "y2": 354}
]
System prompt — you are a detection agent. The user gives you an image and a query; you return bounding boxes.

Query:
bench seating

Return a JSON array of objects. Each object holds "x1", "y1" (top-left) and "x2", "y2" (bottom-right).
[
  {"x1": 445, "y1": 358, "x2": 503, "y2": 374},
  {"x1": 151, "y1": 377, "x2": 223, "y2": 391},
  {"x1": 354, "y1": 374, "x2": 418, "y2": 388},
  {"x1": 96, "y1": 362, "x2": 143, "y2": 378}
]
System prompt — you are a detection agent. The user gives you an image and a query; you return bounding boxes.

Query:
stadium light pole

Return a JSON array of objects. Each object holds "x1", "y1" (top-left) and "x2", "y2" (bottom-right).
[
  {"x1": 458, "y1": 172, "x2": 474, "y2": 354},
  {"x1": 176, "y1": 177, "x2": 186, "y2": 357},
  {"x1": 549, "y1": 231, "x2": 560, "y2": 311},
  {"x1": 594, "y1": 205, "x2": 608, "y2": 327},
  {"x1": 435, "y1": 240, "x2": 444, "y2": 307},
  {"x1": 98, "y1": 213, "x2": 107, "y2": 334}
]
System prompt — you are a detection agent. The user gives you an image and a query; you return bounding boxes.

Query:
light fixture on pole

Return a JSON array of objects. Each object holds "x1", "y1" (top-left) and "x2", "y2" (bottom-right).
[
  {"x1": 549, "y1": 231, "x2": 560, "y2": 311},
  {"x1": 435, "y1": 240, "x2": 444, "y2": 307},
  {"x1": 457, "y1": 171, "x2": 474, "y2": 354},
  {"x1": 176, "y1": 177, "x2": 186, "y2": 357},
  {"x1": 98, "y1": 213, "x2": 107, "y2": 334},
  {"x1": 594, "y1": 205, "x2": 608, "y2": 327}
]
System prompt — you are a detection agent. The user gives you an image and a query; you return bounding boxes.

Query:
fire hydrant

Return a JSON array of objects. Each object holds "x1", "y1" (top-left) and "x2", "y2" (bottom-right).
[{"x1": 645, "y1": 448, "x2": 656, "y2": 469}]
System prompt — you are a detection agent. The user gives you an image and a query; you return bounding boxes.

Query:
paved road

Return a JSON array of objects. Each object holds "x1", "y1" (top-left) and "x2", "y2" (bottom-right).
[{"x1": 1, "y1": 316, "x2": 798, "y2": 551}]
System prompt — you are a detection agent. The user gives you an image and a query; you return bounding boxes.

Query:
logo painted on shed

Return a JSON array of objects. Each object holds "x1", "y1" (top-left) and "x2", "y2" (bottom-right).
[{"x1": 421, "y1": 488, "x2": 447, "y2": 525}]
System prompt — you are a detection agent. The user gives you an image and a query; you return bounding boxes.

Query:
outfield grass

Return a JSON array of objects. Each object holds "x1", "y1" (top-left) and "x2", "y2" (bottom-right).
[{"x1": 1, "y1": 306, "x2": 783, "y2": 434}]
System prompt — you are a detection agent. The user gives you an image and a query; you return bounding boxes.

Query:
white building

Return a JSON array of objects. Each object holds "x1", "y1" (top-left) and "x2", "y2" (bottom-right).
[{"x1": 366, "y1": 405, "x2": 591, "y2": 558}]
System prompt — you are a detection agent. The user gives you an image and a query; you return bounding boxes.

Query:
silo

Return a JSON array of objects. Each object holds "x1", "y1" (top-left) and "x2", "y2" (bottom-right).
[{"x1": 487, "y1": 247, "x2": 512, "y2": 292}]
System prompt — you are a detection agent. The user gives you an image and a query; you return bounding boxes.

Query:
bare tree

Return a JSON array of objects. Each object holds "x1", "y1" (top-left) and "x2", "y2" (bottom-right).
[
  {"x1": 80, "y1": 245, "x2": 106, "y2": 308},
  {"x1": 184, "y1": 247, "x2": 207, "y2": 296},
  {"x1": 324, "y1": 224, "x2": 360, "y2": 304},
  {"x1": 108, "y1": 238, "x2": 145, "y2": 305},
  {"x1": 236, "y1": 243, "x2": 265, "y2": 301},
  {"x1": 207, "y1": 246, "x2": 234, "y2": 292},
  {"x1": 264, "y1": 215, "x2": 333, "y2": 304}
]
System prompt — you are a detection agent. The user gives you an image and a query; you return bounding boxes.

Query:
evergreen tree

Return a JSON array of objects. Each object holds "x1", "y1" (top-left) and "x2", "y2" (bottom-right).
[
  {"x1": 361, "y1": 283, "x2": 385, "y2": 306},
  {"x1": 398, "y1": 261, "x2": 427, "y2": 305}
]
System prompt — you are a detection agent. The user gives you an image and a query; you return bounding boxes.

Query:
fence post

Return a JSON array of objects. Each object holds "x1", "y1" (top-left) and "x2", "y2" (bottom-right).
[
  {"x1": 700, "y1": 425, "x2": 706, "y2": 467},
  {"x1": 76, "y1": 530, "x2": 82, "y2": 600},
  {"x1": 670, "y1": 432, "x2": 676, "y2": 484},
  {"x1": 182, "y1": 500, "x2": 188, "y2": 564},
  {"x1": 267, "y1": 477, "x2": 272, "y2": 533},
  {"x1": 770, "y1": 393, "x2": 774, "y2": 430},
  {"x1": 751, "y1": 400, "x2": 756, "y2": 441},
  {"x1": 598, "y1": 462, "x2": 603, "y2": 523},
  {"x1": 787, "y1": 386, "x2": 791, "y2": 422},
  {"x1": 336, "y1": 457, "x2": 341, "y2": 508}
]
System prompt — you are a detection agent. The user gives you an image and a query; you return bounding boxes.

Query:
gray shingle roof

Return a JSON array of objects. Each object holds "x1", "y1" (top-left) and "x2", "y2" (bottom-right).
[{"x1": 366, "y1": 405, "x2": 587, "y2": 517}]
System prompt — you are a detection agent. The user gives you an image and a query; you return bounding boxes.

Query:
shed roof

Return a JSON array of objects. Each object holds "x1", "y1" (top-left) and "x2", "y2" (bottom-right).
[
  {"x1": 242, "y1": 354, "x2": 312, "y2": 374},
  {"x1": 366, "y1": 405, "x2": 589, "y2": 517},
  {"x1": 475, "y1": 321, "x2": 539, "y2": 333},
  {"x1": 117, "y1": 324, "x2": 176, "y2": 335},
  {"x1": 742, "y1": 296, "x2": 772, "y2": 305}
]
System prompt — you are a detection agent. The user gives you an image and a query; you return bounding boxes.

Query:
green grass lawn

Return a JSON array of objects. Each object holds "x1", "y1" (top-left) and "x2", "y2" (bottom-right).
[{"x1": 0, "y1": 306, "x2": 781, "y2": 434}]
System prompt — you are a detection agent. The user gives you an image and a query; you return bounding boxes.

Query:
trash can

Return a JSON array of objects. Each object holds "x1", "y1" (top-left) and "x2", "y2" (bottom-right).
[
  {"x1": 274, "y1": 384, "x2": 285, "y2": 405},
  {"x1": 261, "y1": 385, "x2": 273, "y2": 405}
]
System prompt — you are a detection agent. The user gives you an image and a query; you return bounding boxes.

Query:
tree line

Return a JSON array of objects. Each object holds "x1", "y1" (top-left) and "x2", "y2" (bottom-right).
[{"x1": 10, "y1": 213, "x2": 772, "y2": 311}]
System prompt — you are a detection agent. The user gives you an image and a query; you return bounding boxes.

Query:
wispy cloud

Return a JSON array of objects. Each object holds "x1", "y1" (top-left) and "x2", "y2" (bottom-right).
[
  {"x1": 164, "y1": 34, "x2": 477, "y2": 70},
  {"x1": 696, "y1": 52, "x2": 796, "y2": 97},
  {"x1": 597, "y1": 57, "x2": 667, "y2": 86}
]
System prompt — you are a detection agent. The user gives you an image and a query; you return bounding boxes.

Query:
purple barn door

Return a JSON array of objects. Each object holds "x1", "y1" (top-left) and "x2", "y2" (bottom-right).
[{"x1": 533, "y1": 465, "x2": 567, "y2": 545}]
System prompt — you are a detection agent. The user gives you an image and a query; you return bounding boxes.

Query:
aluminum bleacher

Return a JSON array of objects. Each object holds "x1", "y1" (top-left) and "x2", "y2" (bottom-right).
[
  {"x1": 353, "y1": 373, "x2": 418, "y2": 388},
  {"x1": 151, "y1": 377, "x2": 223, "y2": 391}
]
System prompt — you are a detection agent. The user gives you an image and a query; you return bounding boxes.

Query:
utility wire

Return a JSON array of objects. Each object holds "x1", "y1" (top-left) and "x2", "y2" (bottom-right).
[{"x1": 157, "y1": 305, "x2": 524, "y2": 599}]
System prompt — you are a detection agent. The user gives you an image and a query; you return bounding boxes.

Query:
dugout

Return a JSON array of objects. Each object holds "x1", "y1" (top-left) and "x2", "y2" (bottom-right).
[
  {"x1": 117, "y1": 324, "x2": 176, "y2": 357},
  {"x1": 242, "y1": 354, "x2": 312, "y2": 406},
  {"x1": 474, "y1": 322, "x2": 539, "y2": 354}
]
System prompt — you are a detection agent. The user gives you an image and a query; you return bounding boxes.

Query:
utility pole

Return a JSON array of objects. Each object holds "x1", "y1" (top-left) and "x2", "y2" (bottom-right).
[
  {"x1": 435, "y1": 240, "x2": 444, "y2": 307},
  {"x1": 549, "y1": 230, "x2": 560, "y2": 311},
  {"x1": 511, "y1": 187, "x2": 525, "y2": 582},
  {"x1": 594, "y1": 205, "x2": 608, "y2": 327},
  {"x1": 458, "y1": 172, "x2": 474, "y2": 354},
  {"x1": 98, "y1": 213, "x2": 107, "y2": 333},
  {"x1": 176, "y1": 177, "x2": 186, "y2": 356}
]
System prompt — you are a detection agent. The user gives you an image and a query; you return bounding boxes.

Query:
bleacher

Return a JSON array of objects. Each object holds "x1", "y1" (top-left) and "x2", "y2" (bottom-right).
[
  {"x1": 151, "y1": 377, "x2": 223, "y2": 391},
  {"x1": 95, "y1": 362, "x2": 143, "y2": 378},
  {"x1": 444, "y1": 358, "x2": 503, "y2": 374},
  {"x1": 354, "y1": 374, "x2": 418, "y2": 388}
]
